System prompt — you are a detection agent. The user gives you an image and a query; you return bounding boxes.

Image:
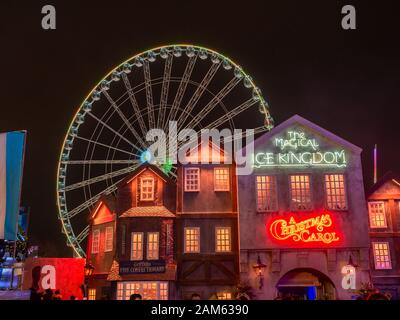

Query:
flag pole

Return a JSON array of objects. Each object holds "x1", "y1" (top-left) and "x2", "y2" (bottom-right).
[{"x1": 373, "y1": 144, "x2": 378, "y2": 184}]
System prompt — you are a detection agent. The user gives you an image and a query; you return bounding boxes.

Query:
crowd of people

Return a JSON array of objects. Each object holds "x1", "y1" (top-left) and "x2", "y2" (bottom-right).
[{"x1": 29, "y1": 288, "x2": 75, "y2": 300}]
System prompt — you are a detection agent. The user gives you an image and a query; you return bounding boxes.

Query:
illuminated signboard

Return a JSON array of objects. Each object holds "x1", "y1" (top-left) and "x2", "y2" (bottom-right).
[
  {"x1": 253, "y1": 131, "x2": 347, "y2": 168},
  {"x1": 119, "y1": 260, "x2": 166, "y2": 274},
  {"x1": 268, "y1": 213, "x2": 340, "y2": 246}
]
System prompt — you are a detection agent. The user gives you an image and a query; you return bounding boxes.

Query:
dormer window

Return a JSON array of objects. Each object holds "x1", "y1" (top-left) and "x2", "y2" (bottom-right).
[{"x1": 140, "y1": 177, "x2": 154, "y2": 201}]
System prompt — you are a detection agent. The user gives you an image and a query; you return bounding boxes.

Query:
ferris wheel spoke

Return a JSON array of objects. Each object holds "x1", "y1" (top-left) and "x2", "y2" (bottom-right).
[
  {"x1": 64, "y1": 163, "x2": 140, "y2": 192},
  {"x1": 86, "y1": 112, "x2": 143, "y2": 153},
  {"x1": 65, "y1": 176, "x2": 128, "y2": 219},
  {"x1": 177, "y1": 62, "x2": 221, "y2": 131},
  {"x1": 184, "y1": 76, "x2": 241, "y2": 130},
  {"x1": 76, "y1": 225, "x2": 90, "y2": 244},
  {"x1": 102, "y1": 90, "x2": 147, "y2": 148},
  {"x1": 205, "y1": 98, "x2": 258, "y2": 129},
  {"x1": 75, "y1": 135, "x2": 137, "y2": 156},
  {"x1": 144, "y1": 60, "x2": 155, "y2": 129},
  {"x1": 167, "y1": 167, "x2": 177, "y2": 179},
  {"x1": 157, "y1": 54, "x2": 173, "y2": 128},
  {"x1": 165, "y1": 55, "x2": 197, "y2": 131},
  {"x1": 62, "y1": 160, "x2": 138, "y2": 165},
  {"x1": 222, "y1": 125, "x2": 269, "y2": 143},
  {"x1": 122, "y1": 72, "x2": 148, "y2": 136}
]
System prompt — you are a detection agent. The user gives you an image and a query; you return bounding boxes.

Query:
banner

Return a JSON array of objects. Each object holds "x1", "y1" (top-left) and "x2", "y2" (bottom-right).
[
  {"x1": 23, "y1": 258, "x2": 85, "y2": 300},
  {"x1": 0, "y1": 131, "x2": 26, "y2": 240}
]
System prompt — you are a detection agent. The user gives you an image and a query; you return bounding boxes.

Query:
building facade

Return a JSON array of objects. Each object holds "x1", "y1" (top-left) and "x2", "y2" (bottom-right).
[
  {"x1": 367, "y1": 172, "x2": 400, "y2": 299},
  {"x1": 238, "y1": 115, "x2": 371, "y2": 300},
  {"x1": 87, "y1": 164, "x2": 177, "y2": 300},
  {"x1": 175, "y1": 142, "x2": 240, "y2": 300}
]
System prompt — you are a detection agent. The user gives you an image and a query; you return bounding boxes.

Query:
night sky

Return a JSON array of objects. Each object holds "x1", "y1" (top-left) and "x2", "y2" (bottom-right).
[{"x1": 0, "y1": 1, "x2": 399, "y2": 257}]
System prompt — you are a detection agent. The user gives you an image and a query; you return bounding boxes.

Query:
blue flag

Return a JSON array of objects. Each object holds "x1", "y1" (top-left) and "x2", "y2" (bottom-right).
[{"x1": 0, "y1": 131, "x2": 26, "y2": 240}]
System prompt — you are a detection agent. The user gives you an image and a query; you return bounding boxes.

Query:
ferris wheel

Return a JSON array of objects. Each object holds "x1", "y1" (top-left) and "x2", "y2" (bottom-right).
[{"x1": 57, "y1": 44, "x2": 274, "y2": 257}]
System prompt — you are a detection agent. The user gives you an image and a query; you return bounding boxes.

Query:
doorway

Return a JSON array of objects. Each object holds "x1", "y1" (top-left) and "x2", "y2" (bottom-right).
[{"x1": 276, "y1": 268, "x2": 336, "y2": 300}]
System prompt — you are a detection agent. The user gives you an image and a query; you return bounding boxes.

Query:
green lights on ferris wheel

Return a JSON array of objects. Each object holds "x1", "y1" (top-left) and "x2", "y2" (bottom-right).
[{"x1": 56, "y1": 44, "x2": 274, "y2": 258}]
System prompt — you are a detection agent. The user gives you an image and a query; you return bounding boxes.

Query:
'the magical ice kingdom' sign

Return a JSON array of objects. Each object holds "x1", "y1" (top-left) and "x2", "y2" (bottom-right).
[{"x1": 253, "y1": 131, "x2": 347, "y2": 168}]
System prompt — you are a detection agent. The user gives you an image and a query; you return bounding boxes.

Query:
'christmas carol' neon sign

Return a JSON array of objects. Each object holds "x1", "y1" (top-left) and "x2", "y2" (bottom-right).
[
  {"x1": 253, "y1": 131, "x2": 347, "y2": 168},
  {"x1": 269, "y1": 213, "x2": 340, "y2": 245}
]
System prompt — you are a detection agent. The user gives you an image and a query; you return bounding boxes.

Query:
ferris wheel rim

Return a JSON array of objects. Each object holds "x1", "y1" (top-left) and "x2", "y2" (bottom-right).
[{"x1": 57, "y1": 44, "x2": 274, "y2": 258}]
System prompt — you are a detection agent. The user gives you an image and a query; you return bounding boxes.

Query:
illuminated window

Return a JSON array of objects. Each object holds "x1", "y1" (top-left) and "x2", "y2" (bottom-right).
[
  {"x1": 218, "y1": 292, "x2": 232, "y2": 300},
  {"x1": 256, "y1": 175, "x2": 278, "y2": 212},
  {"x1": 131, "y1": 232, "x2": 143, "y2": 261},
  {"x1": 88, "y1": 288, "x2": 96, "y2": 300},
  {"x1": 289, "y1": 175, "x2": 312, "y2": 210},
  {"x1": 91, "y1": 229, "x2": 100, "y2": 254},
  {"x1": 215, "y1": 227, "x2": 231, "y2": 252},
  {"x1": 325, "y1": 174, "x2": 347, "y2": 210},
  {"x1": 159, "y1": 282, "x2": 168, "y2": 300},
  {"x1": 105, "y1": 226, "x2": 113, "y2": 252},
  {"x1": 185, "y1": 168, "x2": 200, "y2": 191},
  {"x1": 368, "y1": 202, "x2": 387, "y2": 228},
  {"x1": 140, "y1": 177, "x2": 154, "y2": 201},
  {"x1": 214, "y1": 168, "x2": 230, "y2": 191},
  {"x1": 147, "y1": 232, "x2": 159, "y2": 260},
  {"x1": 184, "y1": 227, "x2": 200, "y2": 253},
  {"x1": 117, "y1": 282, "x2": 168, "y2": 300},
  {"x1": 373, "y1": 242, "x2": 392, "y2": 269}
]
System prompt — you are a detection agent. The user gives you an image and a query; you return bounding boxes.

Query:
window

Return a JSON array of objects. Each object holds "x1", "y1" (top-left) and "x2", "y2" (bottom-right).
[
  {"x1": 185, "y1": 168, "x2": 200, "y2": 191},
  {"x1": 214, "y1": 168, "x2": 230, "y2": 191},
  {"x1": 368, "y1": 202, "x2": 387, "y2": 228},
  {"x1": 91, "y1": 229, "x2": 100, "y2": 254},
  {"x1": 256, "y1": 175, "x2": 278, "y2": 212},
  {"x1": 140, "y1": 177, "x2": 154, "y2": 201},
  {"x1": 290, "y1": 175, "x2": 312, "y2": 210},
  {"x1": 372, "y1": 242, "x2": 392, "y2": 269},
  {"x1": 184, "y1": 227, "x2": 200, "y2": 253},
  {"x1": 215, "y1": 227, "x2": 231, "y2": 252},
  {"x1": 88, "y1": 288, "x2": 96, "y2": 300},
  {"x1": 117, "y1": 282, "x2": 168, "y2": 300},
  {"x1": 218, "y1": 292, "x2": 232, "y2": 300},
  {"x1": 105, "y1": 226, "x2": 113, "y2": 252},
  {"x1": 159, "y1": 282, "x2": 168, "y2": 300},
  {"x1": 147, "y1": 232, "x2": 159, "y2": 260},
  {"x1": 325, "y1": 174, "x2": 347, "y2": 210},
  {"x1": 131, "y1": 232, "x2": 143, "y2": 261}
]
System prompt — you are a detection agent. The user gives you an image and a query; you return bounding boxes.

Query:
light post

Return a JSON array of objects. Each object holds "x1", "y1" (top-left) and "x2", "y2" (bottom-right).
[
  {"x1": 253, "y1": 255, "x2": 267, "y2": 290},
  {"x1": 83, "y1": 262, "x2": 94, "y2": 299}
]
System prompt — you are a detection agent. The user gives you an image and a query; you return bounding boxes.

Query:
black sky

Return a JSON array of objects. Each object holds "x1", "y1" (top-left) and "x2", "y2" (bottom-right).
[{"x1": 0, "y1": 1, "x2": 399, "y2": 257}]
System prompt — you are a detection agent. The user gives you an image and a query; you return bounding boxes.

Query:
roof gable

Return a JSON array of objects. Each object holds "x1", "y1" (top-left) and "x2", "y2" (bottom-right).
[
  {"x1": 367, "y1": 171, "x2": 400, "y2": 198},
  {"x1": 253, "y1": 114, "x2": 362, "y2": 154},
  {"x1": 117, "y1": 163, "x2": 174, "y2": 187},
  {"x1": 180, "y1": 139, "x2": 231, "y2": 164},
  {"x1": 91, "y1": 200, "x2": 115, "y2": 225}
]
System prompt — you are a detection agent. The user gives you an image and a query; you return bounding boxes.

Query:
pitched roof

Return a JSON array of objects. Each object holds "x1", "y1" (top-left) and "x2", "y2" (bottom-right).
[
  {"x1": 120, "y1": 206, "x2": 175, "y2": 218},
  {"x1": 116, "y1": 163, "x2": 175, "y2": 187},
  {"x1": 90, "y1": 194, "x2": 116, "y2": 221},
  {"x1": 249, "y1": 114, "x2": 363, "y2": 154},
  {"x1": 367, "y1": 171, "x2": 400, "y2": 198}
]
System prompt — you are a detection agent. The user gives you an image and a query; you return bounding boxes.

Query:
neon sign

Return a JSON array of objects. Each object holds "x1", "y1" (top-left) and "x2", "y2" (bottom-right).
[
  {"x1": 269, "y1": 213, "x2": 340, "y2": 245},
  {"x1": 253, "y1": 131, "x2": 347, "y2": 168}
]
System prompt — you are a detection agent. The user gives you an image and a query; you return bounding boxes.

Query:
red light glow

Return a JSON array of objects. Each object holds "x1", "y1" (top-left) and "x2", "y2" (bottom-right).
[{"x1": 267, "y1": 211, "x2": 343, "y2": 248}]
